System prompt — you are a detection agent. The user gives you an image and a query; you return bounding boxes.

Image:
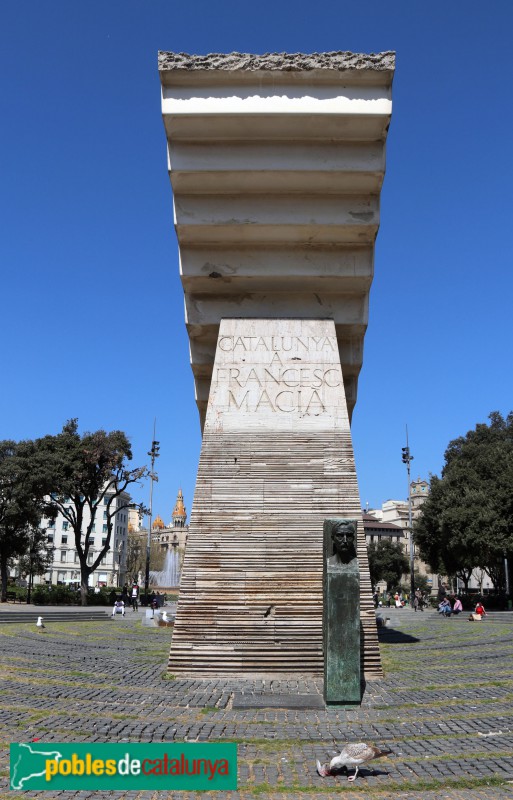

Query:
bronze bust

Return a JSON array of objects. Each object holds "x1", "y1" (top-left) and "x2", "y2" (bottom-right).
[{"x1": 327, "y1": 519, "x2": 357, "y2": 565}]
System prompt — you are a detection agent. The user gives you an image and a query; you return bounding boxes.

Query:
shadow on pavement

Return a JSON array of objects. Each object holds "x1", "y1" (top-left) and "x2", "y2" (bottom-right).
[{"x1": 377, "y1": 627, "x2": 420, "y2": 644}]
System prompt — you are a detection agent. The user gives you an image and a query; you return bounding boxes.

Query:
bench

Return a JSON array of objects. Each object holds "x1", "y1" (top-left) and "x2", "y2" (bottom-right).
[{"x1": 6, "y1": 592, "x2": 25, "y2": 603}]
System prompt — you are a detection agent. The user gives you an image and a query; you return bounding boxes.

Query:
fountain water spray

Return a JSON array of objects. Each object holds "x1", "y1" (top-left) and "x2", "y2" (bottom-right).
[{"x1": 149, "y1": 548, "x2": 181, "y2": 588}]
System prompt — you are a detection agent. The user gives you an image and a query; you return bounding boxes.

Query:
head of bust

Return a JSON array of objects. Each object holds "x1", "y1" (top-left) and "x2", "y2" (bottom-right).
[{"x1": 330, "y1": 520, "x2": 357, "y2": 563}]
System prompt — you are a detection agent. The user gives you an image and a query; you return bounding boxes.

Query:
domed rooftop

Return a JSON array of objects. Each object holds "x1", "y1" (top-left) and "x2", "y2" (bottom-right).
[
  {"x1": 152, "y1": 515, "x2": 165, "y2": 530},
  {"x1": 172, "y1": 488, "x2": 187, "y2": 520}
]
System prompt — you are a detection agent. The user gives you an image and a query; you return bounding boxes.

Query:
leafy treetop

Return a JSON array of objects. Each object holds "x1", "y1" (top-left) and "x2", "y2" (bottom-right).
[{"x1": 414, "y1": 411, "x2": 513, "y2": 592}]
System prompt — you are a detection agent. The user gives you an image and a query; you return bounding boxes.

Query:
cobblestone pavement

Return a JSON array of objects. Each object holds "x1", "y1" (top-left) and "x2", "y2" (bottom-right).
[{"x1": 1, "y1": 608, "x2": 513, "y2": 799}]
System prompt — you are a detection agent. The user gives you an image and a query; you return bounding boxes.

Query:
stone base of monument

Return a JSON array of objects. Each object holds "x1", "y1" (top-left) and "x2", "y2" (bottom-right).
[
  {"x1": 142, "y1": 609, "x2": 159, "y2": 627},
  {"x1": 169, "y1": 319, "x2": 381, "y2": 678}
]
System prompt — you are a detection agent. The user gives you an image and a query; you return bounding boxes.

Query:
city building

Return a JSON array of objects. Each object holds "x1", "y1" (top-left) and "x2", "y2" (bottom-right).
[
  {"x1": 362, "y1": 512, "x2": 403, "y2": 545},
  {"x1": 131, "y1": 488, "x2": 189, "y2": 551},
  {"x1": 366, "y1": 478, "x2": 438, "y2": 590},
  {"x1": 128, "y1": 503, "x2": 144, "y2": 533},
  {"x1": 367, "y1": 479, "x2": 501, "y2": 594},
  {"x1": 36, "y1": 489, "x2": 130, "y2": 587},
  {"x1": 155, "y1": 488, "x2": 188, "y2": 550}
]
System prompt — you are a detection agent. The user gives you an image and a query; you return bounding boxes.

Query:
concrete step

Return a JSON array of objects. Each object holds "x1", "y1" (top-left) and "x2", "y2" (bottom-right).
[{"x1": 0, "y1": 611, "x2": 110, "y2": 624}]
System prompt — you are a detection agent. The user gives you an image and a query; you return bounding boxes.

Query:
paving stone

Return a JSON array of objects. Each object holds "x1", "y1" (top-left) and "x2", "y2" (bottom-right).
[
  {"x1": 2, "y1": 610, "x2": 513, "y2": 798},
  {"x1": 233, "y1": 692, "x2": 325, "y2": 710}
]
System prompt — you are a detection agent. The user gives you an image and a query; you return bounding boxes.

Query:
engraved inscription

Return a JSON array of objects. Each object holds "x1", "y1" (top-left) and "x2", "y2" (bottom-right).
[
  {"x1": 217, "y1": 334, "x2": 341, "y2": 415},
  {"x1": 218, "y1": 335, "x2": 336, "y2": 353}
]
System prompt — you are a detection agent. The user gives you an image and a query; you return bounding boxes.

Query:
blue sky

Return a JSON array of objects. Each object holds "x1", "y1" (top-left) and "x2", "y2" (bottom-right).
[{"x1": 1, "y1": 1, "x2": 512, "y2": 519}]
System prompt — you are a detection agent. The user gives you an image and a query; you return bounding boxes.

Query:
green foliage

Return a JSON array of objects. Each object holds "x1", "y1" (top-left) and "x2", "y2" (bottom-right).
[
  {"x1": 367, "y1": 539, "x2": 410, "y2": 590},
  {"x1": 35, "y1": 420, "x2": 148, "y2": 605},
  {"x1": 16, "y1": 528, "x2": 54, "y2": 580},
  {"x1": 412, "y1": 571, "x2": 432, "y2": 595},
  {"x1": 31, "y1": 584, "x2": 112, "y2": 605},
  {"x1": 32, "y1": 584, "x2": 79, "y2": 605},
  {"x1": 86, "y1": 588, "x2": 113, "y2": 605},
  {"x1": 0, "y1": 439, "x2": 50, "y2": 602},
  {"x1": 5, "y1": 584, "x2": 27, "y2": 601},
  {"x1": 125, "y1": 533, "x2": 165, "y2": 581},
  {"x1": 414, "y1": 411, "x2": 513, "y2": 592}
]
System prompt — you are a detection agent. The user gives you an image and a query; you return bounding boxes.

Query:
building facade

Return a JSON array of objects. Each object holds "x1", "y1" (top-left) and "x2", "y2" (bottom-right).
[
  {"x1": 366, "y1": 478, "x2": 439, "y2": 590},
  {"x1": 130, "y1": 488, "x2": 189, "y2": 552},
  {"x1": 37, "y1": 490, "x2": 130, "y2": 587},
  {"x1": 362, "y1": 512, "x2": 403, "y2": 545},
  {"x1": 367, "y1": 479, "x2": 501, "y2": 594}
]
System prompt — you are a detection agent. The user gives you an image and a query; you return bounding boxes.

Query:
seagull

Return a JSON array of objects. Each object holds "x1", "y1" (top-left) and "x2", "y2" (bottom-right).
[
  {"x1": 316, "y1": 743, "x2": 391, "y2": 781},
  {"x1": 161, "y1": 611, "x2": 173, "y2": 625},
  {"x1": 36, "y1": 616, "x2": 46, "y2": 630}
]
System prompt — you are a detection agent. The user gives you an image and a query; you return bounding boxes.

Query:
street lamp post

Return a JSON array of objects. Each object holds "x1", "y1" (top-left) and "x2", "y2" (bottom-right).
[
  {"x1": 402, "y1": 428, "x2": 415, "y2": 603},
  {"x1": 26, "y1": 530, "x2": 35, "y2": 605},
  {"x1": 116, "y1": 542, "x2": 123, "y2": 588},
  {"x1": 144, "y1": 422, "x2": 160, "y2": 602}
]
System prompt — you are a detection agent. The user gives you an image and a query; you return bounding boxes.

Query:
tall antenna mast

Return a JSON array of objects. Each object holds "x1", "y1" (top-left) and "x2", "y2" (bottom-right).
[
  {"x1": 144, "y1": 419, "x2": 160, "y2": 600},
  {"x1": 402, "y1": 425, "x2": 414, "y2": 602}
]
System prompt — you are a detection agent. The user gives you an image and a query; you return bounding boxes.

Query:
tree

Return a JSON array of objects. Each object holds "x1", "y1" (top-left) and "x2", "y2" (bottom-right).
[
  {"x1": 414, "y1": 412, "x2": 513, "y2": 593},
  {"x1": 367, "y1": 539, "x2": 410, "y2": 591},
  {"x1": 0, "y1": 440, "x2": 47, "y2": 602},
  {"x1": 413, "y1": 475, "x2": 477, "y2": 591},
  {"x1": 400, "y1": 571, "x2": 432, "y2": 597},
  {"x1": 36, "y1": 420, "x2": 148, "y2": 605},
  {"x1": 125, "y1": 532, "x2": 165, "y2": 585},
  {"x1": 16, "y1": 527, "x2": 55, "y2": 601}
]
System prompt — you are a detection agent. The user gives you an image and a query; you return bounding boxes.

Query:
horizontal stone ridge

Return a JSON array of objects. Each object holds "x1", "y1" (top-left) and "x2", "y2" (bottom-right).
[
  {"x1": 161, "y1": 61, "x2": 393, "y2": 428},
  {"x1": 158, "y1": 50, "x2": 396, "y2": 73},
  {"x1": 168, "y1": 318, "x2": 381, "y2": 677},
  {"x1": 169, "y1": 429, "x2": 381, "y2": 677}
]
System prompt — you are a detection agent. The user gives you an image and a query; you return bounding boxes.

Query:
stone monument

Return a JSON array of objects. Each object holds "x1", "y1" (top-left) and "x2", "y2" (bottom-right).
[
  {"x1": 159, "y1": 50, "x2": 394, "y2": 677},
  {"x1": 323, "y1": 519, "x2": 360, "y2": 704}
]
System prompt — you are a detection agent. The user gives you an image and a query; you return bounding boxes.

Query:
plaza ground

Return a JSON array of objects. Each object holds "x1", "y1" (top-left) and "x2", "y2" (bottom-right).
[{"x1": 1, "y1": 606, "x2": 513, "y2": 799}]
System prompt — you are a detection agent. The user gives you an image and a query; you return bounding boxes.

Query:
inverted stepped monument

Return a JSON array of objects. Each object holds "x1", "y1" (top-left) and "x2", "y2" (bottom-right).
[{"x1": 159, "y1": 50, "x2": 394, "y2": 677}]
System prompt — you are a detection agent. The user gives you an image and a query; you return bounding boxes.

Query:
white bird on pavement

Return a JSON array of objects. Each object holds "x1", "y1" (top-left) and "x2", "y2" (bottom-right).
[
  {"x1": 161, "y1": 611, "x2": 173, "y2": 625},
  {"x1": 36, "y1": 616, "x2": 46, "y2": 630},
  {"x1": 316, "y1": 743, "x2": 391, "y2": 782}
]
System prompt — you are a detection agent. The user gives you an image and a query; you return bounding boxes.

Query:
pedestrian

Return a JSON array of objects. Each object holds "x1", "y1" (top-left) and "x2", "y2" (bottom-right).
[
  {"x1": 475, "y1": 601, "x2": 487, "y2": 617},
  {"x1": 131, "y1": 583, "x2": 139, "y2": 612},
  {"x1": 413, "y1": 594, "x2": 419, "y2": 612},
  {"x1": 150, "y1": 596, "x2": 159, "y2": 618},
  {"x1": 438, "y1": 598, "x2": 452, "y2": 617},
  {"x1": 453, "y1": 596, "x2": 463, "y2": 615},
  {"x1": 111, "y1": 599, "x2": 125, "y2": 617}
]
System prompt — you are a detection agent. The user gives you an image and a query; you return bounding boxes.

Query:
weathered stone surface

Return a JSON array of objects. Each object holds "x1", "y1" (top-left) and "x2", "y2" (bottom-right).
[
  {"x1": 160, "y1": 51, "x2": 392, "y2": 681},
  {"x1": 160, "y1": 51, "x2": 394, "y2": 428},
  {"x1": 168, "y1": 319, "x2": 380, "y2": 677},
  {"x1": 158, "y1": 50, "x2": 396, "y2": 73}
]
